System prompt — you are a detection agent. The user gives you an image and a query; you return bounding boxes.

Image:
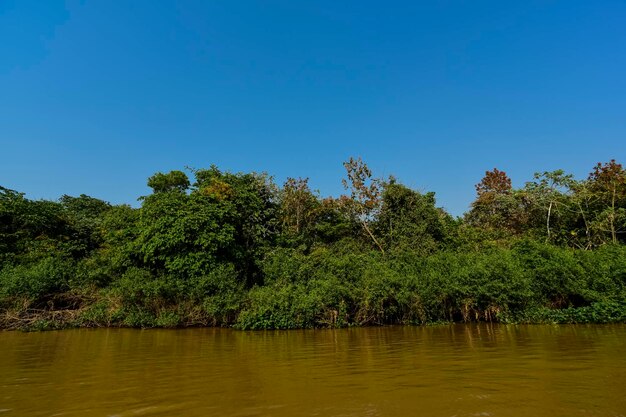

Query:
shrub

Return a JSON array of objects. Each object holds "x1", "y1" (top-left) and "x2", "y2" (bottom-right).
[{"x1": 0, "y1": 257, "x2": 73, "y2": 302}]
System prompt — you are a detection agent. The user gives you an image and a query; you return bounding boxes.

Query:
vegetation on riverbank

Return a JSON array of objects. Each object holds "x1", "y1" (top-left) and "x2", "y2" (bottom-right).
[{"x1": 2, "y1": 159, "x2": 625, "y2": 330}]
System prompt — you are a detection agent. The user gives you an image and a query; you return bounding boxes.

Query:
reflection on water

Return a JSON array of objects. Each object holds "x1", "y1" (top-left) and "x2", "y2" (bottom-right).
[{"x1": 1, "y1": 325, "x2": 624, "y2": 417}]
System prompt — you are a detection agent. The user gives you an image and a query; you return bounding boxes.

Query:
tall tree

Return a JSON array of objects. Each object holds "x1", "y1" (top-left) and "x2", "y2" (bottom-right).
[
  {"x1": 475, "y1": 168, "x2": 512, "y2": 196},
  {"x1": 376, "y1": 181, "x2": 448, "y2": 254},
  {"x1": 587, "y1": 160, "x2": 626, "y2": 244},
  {"x1": 525, "y1": 170, "x2": 575, "y2": 242},
  {"x1": 60, "y1": 194, "x2": 111, "y2": 258},
  {"x1": 192, "y1": 166, "x2": 278, "y2": 285},
  {"x1": 278, "y1": 177, "x2": 319, "y2": 244},
  {"x1": 467, "y1": 168, "x2": 522, "y2": 233},
  {"x1": 341, "y1": 157, "x2": 386, "y2": 254},
  {"x1": 147, "y1": 170, "x2": 190, "y2": 194}
]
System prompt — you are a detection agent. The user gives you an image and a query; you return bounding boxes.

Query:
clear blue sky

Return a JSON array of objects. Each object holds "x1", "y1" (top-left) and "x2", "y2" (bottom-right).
[{"x1": 1, "y1": 0, "x2": 625, "y2": 216}]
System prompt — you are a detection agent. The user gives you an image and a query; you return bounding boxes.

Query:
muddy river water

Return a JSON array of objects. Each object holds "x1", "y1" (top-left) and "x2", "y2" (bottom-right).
[{"x1": 1, "y1": 324, "x2": 624, "y2": 416}]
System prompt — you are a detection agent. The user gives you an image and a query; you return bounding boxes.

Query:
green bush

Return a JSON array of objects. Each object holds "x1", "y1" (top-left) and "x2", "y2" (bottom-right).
[
  {"x1": 575, "y1": 245, "x2": 626, "y2": 302},
  {"x1": 0, "y1": 257, "x2": 73, "y2": 302},
  {"x1": 191, "y1": 264, "x2": 246, "y2": 325},
  {"x1": 236, "y1": 284, "x2": 318, "y2": 329},
  {"x1": 513, "y1": 301, "x2": 626, "y2": 324},
  {"x1": 513, "y1": 240, "x2": 594, "y2": 307}
]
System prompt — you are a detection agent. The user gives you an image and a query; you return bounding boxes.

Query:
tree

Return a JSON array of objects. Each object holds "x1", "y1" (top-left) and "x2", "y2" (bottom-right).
[
  {"x1": 278, "y1": 177, "x2": 319, "y2": 245},
  {"x1": 0, "y1": 186, "x2": 69, "y2": 262},
  {"x1": 467, "y1": 168, "x2": 522, "y2": 233},
  {"x1": 587, "y1": 160, "x2": 626, "y2": 244},
  {"x1": 137, "y1": 187, "x2": 236, "y2": 278},
  {"x1": 341, "y1": 157, "x2": 386, "y2": 254},
  {"x1": 60, "y1": 194, "x2": 111, "y2": 258},
  {"x1": 568, "y1": 179, "x2": 599, "y2": 249},
  {"x1": 475, "y1": 168, "x2": 512, "y2": 196},
  {"x1": 525, "y1": 170, "x2": 575, "y2": 242},
  {"x1": 0, "y1": 186, "x2": 29, "y2": 261},
  {"x1": 193, "y1": 166, "x2": 278, "y2": 285},
  {"x1": 376, "y1": 181, "x2": 448, "y2": 254},
  {"x1": 138, "y1": 166, "x2": 279, "y2": 285},
  {"x1": 147, "y1": 170, "x2": 190, "y2": 193}
]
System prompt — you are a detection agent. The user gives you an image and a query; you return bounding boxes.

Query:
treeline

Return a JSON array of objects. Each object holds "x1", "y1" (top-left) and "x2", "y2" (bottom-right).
[{"x1": 1, "y1": 159, "x2": 625, "y2": 330}]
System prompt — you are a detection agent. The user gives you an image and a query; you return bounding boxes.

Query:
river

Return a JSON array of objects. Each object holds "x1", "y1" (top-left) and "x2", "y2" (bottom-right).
[{"x1": 1, "y1": 324, "x2": 624, "y2": 416}]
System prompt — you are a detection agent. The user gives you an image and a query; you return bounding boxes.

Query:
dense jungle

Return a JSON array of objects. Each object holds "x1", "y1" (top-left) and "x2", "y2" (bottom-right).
[{"x1": 1, "y1": 158, "x2": 625, "y2": 330}]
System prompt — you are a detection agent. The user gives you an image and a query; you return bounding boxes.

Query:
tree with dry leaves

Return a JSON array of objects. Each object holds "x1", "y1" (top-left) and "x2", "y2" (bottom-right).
[{"x1": 341, "y1": 157, "x2": 386, "y2": 254}]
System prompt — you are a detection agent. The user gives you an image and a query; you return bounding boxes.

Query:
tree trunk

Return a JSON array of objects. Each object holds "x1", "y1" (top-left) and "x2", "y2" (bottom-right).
[
  {"x1": 361, "y1": 220, "x2": 385, "y2": 255},
  {"x1": 546, "y1": 200, "x2": 553, "y2": 242},
  {"x1": 611, "y1": 184, "x2": 617, "y2": 244},
  {"x1": 577, "y1": 201, "x2": 592, "y2": 250}
]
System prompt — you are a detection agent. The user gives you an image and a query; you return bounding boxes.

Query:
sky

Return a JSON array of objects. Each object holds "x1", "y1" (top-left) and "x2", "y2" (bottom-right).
[{"x1": 1, "y1": 0, "x2": 625, "y2": 216}]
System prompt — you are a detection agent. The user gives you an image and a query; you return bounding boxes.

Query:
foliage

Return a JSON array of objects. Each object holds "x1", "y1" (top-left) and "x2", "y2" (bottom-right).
[
  {"x1": 146, "y1": 170, "x2": 190, "y2": 193},
  {"x1": 341, "y1": 157, "x2": 386, "y2": 254},
  {"x1": 0, "y1": 257, "x2": 73, "y2": 303},
  {"x1": 376, "y1": 182, "x2": 449, "y2": 254},
  {"x1": 2, "y1": 159, "x2": 626, "y2": 330}
]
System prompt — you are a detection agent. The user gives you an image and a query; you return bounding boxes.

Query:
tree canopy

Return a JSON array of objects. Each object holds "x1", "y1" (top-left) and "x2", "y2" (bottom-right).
[{"x1": 2, "y1": 159, "x2": 625, "y2": 330}]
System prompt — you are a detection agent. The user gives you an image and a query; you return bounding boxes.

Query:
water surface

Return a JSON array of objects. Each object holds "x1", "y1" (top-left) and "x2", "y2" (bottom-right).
[{"x1": 1, "y1": 324, "x2": 624, "y2": 416}]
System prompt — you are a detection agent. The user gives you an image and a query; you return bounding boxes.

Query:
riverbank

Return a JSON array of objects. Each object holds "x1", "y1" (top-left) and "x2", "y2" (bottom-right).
[
  {"x1": 3, "y1": 242, "x2": 626, "y2": 331},
  {"x1": 3, "y1": 243, "x2": 626, "y2": 331},
  {"x1": 2, "y1": 293, "x2": 625, "y2": 332},
  {"x1": 3, "y1": 162, "x2": 626, "y2": 332}
]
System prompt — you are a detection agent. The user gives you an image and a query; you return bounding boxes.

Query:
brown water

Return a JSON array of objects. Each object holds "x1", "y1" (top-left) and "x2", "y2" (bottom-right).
[{"x1": 0, "y1": 325, "x2": 625, "y2": 417}]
